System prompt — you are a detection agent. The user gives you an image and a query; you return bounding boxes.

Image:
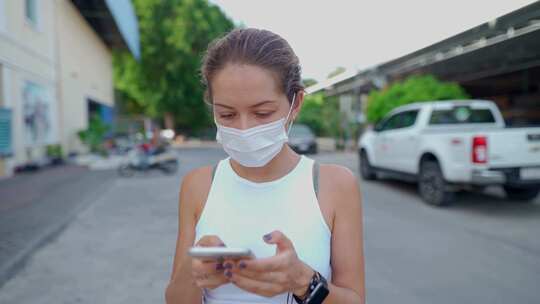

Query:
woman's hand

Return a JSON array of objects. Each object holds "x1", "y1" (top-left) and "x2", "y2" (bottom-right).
[
  {"x1": 191, "y1": 235, "x2": 235, "y2": 290},
  {"x1": 227, "y1": 230, "x2": 315, "y2": 298}
]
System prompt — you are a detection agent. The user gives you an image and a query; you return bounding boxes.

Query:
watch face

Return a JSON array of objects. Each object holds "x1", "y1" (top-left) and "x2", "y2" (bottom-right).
[{"x1": 306, "y1": 282, "x2": 329, "y2": 304}]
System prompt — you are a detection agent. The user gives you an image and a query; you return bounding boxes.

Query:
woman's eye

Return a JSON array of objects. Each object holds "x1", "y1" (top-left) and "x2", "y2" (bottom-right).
[{"x1": 219, "y1": 112, "x2": 272, "y2": 119}]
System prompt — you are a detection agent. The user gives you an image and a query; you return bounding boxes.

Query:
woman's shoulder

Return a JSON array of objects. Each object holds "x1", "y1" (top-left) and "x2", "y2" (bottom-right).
[
  {"x1": 318, "y1": 163, "x2": 357, "y2": 188},
  {"x1": 179, "y1": 165, "x2": 215, "y2": 218},
  {"x1": 318, "y1": 163, "x2": 360, "y2": 206}
]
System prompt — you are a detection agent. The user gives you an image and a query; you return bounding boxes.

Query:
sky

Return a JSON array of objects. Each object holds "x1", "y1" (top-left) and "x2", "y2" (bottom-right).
[{"x1": 210, "y1": 0, "x2": 538, "y2": 82}]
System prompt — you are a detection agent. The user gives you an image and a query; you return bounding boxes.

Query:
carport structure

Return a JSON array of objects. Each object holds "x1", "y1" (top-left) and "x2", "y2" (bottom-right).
[{"x1": 311, "y1": 1, "x2": 540, "y2": 129}]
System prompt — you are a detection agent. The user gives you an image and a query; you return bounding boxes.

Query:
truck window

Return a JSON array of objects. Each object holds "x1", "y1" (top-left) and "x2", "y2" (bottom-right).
[
  {"x1": 429, "y1": 106, "x2": 495, "y2": 125},
  {"x1": 379, "y1": 110, "x2": 419, "y2": 131},
  {"x1": 379, "y1": 114, "x2": 401, "y2": 131},
  {"x1": 400, "y1": 110, "x2": 419, "y2": 128}
]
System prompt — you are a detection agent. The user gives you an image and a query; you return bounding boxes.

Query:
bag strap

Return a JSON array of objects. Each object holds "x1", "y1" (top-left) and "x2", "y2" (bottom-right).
[{"x1": 313, "y1": 161, "x2": 320, "y2": 200}]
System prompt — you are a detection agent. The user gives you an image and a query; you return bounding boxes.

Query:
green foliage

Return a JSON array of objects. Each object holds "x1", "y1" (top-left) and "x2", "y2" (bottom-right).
[
  {"x1": 297, "y1": 92, "x2": 343, "y2": 138},
  {"x1": 113, "y1": 0, "x2": 234, "y2": 131},
  {"x1": 77, "y1": 114, "x2": 110, "y2": 154},
  {"x1": 327, "y1": 67, "x2": 346, "y2": 78},
  {"x1": 302, "y1": 78, "x2": 317, "y2": 88},
  {"x1": 366, "y1": 74, "x2": 469, "y2": 123},
  {"x1": 46, "y1": 144, "x2": 63, "y2": 158},
  {"x1": 297, "y1": 92, "x2": 324, "y2": 136},
  {"x1": 321, "y1": 96, "x2": 342, "y2": 138}
]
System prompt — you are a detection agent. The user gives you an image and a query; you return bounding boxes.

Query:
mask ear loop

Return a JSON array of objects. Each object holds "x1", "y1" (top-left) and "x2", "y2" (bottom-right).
[
  {"x1": 212, "y1": 103, "x2": 219, "y2": 126},
  {"x1": 285, "y1": 92, "x2": 297, "y2": 136}
]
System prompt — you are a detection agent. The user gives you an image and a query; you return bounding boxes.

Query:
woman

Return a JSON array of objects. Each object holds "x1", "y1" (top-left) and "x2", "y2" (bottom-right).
[{"x1": 165, "y1": 28, "x2": 365, "y2": 304}]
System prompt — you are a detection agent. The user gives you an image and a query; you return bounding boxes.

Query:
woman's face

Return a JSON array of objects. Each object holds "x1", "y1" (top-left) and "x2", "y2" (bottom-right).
[{"x1": 211, "y1": 63, "x2": 300, "y2": 130}]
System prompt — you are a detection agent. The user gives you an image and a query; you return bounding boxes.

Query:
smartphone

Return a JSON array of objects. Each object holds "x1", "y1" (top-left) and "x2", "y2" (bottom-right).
[{"x1": 188, "y1": 246, "x2": 255, "y2": 261}]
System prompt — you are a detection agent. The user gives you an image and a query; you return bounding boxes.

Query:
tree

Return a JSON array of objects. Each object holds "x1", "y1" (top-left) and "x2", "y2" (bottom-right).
[
  {"x1": 297, "y1": 92, "x2": 324, "y2": 136},
  {"x1": 366, "y1": 74, "x2": 469, "y2": 123},
  {"x1": 296, "y1": 91, "x2": 343, "y2": 139},
  {"x1": 327, "y1": 67, "x2": 346, "y2": 78},
  {"x1": 302, "y1": 78, "x2": 317, "y2": 88},
  {"x1": 113, "y1": 0, "x2": 234, "y2": 132},
  {"x1": 321, "y1": 95, "x2": 342, "y2": 138}
]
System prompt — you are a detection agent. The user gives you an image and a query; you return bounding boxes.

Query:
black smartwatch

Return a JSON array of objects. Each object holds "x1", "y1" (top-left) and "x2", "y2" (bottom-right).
[{"x1": 293, "y1": 270, "x2": 329, "y2": 304}]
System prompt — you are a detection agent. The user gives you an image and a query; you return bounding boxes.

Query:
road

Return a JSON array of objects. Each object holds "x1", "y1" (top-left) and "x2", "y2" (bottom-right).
[{"x1": 0, "y1": 147, "x2": 539, "y2": 304}]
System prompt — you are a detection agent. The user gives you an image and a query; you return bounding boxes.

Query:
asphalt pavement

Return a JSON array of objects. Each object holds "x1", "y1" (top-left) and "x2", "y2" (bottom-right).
[{"x1": 0, "y1": 147, "x2": 538, "y2": 304}]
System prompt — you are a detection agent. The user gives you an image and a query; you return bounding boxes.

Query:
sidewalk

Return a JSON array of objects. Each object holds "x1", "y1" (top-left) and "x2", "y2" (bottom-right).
[
  {"x1": 0, "y1": 165, "x2": 116, "y2": 289},
  {"x1": 0, "y1": 153, "x2": 205, "y2": 303}
]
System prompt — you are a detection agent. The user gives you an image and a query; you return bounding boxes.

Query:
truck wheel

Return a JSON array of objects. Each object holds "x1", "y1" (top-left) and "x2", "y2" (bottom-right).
[
  {"x1": 503, "y1": 186, "x2": 539, "y2": 202},
  {"x1": 418, "y1": 161, "x2": 454, "y2": 206},
  {"x1": 359, "y1": 150, "x2": 377, "y2": 180}
]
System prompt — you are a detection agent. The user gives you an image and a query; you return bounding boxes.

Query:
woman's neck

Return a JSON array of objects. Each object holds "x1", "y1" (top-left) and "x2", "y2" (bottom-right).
[{"x1": 229, "y1": 145, "x2": 301, "y2": 183}]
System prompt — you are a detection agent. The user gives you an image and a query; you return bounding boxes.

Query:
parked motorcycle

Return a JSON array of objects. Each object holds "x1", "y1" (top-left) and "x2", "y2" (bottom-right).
[{"x1": 117, "y1": 144, "x2": 178, "y2": 177}]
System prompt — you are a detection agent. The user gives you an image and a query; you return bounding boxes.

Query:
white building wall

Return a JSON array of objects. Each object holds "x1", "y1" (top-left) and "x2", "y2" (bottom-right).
[
  {"x1": 56, "y1": 0, "x2": 114, "y2": 154},
  {"x1": 0, "y1": 0, "x2": 57, "y2": 177},
  {"x1": 0, "y1": 0, "x2": 114, "y2": 177}
]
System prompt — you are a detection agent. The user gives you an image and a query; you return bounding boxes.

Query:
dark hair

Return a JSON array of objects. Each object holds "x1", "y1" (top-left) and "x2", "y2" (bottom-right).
[{"x1": 200, "y1": 28, "x2": 304, "y2": 105}]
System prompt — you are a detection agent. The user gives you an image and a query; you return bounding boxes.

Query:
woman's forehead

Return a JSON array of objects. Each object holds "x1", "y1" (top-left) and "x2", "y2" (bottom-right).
[{"x1": 212, "y1": 64, "x2": 284, "y2": 108}]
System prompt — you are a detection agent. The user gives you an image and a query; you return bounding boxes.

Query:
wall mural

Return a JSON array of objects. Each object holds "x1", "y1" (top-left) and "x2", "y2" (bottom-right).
[{"x1": 23, "y1": 81, "x2": 57, "y2": 146}]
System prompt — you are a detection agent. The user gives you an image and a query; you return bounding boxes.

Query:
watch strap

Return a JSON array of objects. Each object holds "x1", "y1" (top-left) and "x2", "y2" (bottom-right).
[{"x1": 293, "y1": 271, "x2": 328, "y2": 304}]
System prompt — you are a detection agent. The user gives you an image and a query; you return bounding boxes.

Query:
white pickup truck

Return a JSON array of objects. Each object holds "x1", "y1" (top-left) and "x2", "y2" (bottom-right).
[{"x1": 358, "y1": 100, "x2": 540, "y2": 206}]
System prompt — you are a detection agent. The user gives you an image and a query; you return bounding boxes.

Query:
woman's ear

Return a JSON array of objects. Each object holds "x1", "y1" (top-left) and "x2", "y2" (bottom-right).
[{"x1": 292, "y1": 90, "x2": 305, "y2": 120}]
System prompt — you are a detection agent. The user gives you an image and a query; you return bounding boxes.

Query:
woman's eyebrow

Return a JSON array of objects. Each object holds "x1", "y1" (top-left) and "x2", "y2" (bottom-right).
[
  {"x1": 214, "y1": 103, "x2": 234, "y2": 109},
  {"x1": 214, "y1": 100, "x2": 277, "y2": 109},
  {"x1": 250, "y1": 100, "x2": 277, "y2": 108}
]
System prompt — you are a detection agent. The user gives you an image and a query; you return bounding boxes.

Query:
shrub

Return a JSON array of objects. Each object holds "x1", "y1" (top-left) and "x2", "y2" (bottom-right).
[
  {"x1": 77, "y1": 114, "x2": 110, "y2": 155},
  {"x1": 366, "y1": 75, "x2": 469, "y2": 123}
]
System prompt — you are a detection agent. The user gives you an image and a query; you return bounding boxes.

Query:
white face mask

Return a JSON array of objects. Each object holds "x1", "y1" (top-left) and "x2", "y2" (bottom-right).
[{"x1": 214, "y1": 92, "x2": 296, "y2": 167}]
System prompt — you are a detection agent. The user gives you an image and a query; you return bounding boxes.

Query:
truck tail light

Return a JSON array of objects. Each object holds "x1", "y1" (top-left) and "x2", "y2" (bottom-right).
[{"x1": 472, "y1": 136, "x2": 487, "y2": 164}]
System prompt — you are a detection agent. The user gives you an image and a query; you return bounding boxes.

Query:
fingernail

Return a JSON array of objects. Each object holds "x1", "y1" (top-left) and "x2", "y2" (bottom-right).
[
  {"x1": 225, "y1": 270, "x2": 232, "y2": 278},
  {"x1": 239, "y1": 261, "x2": 246, "y2": 269},
  {"x1": 216, "y1": 263, "x2": 224, "y2": 270},
  {"x1": 263, "y1": 233, "x2": 272, "y2": 241}
]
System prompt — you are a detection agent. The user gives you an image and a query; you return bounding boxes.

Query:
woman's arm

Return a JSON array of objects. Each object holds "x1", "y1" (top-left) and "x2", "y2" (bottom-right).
[
  {"x1": 165, "y1": 167, "x2": 213, "y2": 304},
  {"x1": 166, "y1": 256, "x2": 200, "y2": 304},
  {"x1": 320, "y1": 165, "x2": 366, "y2": 304}
]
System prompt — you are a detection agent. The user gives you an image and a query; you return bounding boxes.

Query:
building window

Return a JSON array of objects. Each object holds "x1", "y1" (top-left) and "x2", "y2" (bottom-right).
[
  {"x1": 0, "y1": 107, "x2": 13, "y2": 158},
  {"x1": 25, "y1": 0, "x2": 38, "y2": 28}
]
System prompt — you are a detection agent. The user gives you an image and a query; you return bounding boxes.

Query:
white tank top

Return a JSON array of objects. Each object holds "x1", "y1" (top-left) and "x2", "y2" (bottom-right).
[{"x1": 194, "y1": 154, "x2": 332, "y2": 304}]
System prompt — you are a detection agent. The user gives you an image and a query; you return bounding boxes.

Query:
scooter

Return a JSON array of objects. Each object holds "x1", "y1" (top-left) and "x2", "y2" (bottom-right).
[{"x1": 117, "y1": 145, "x2": 178, "y2": 177}]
